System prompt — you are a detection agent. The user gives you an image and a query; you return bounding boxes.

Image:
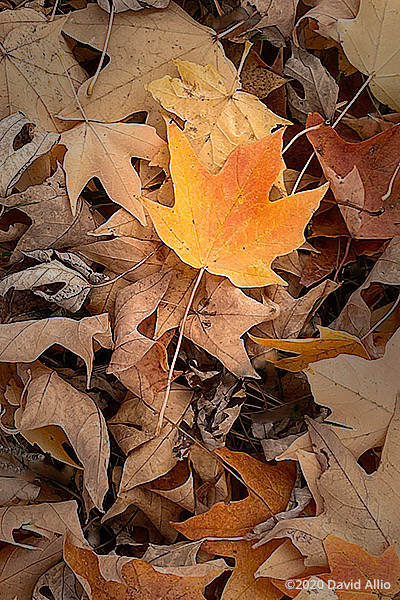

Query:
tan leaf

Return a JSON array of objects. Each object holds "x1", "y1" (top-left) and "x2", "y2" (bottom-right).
[
  {"x1": 0, "y1": 313, "x2": 111, "y2": 381},
  {"x1": 255, "y1": 539, "x2": 306, "y2": 580},
  {"x1": 0, "y1": 10, "x2": 87, "y2": 132},
  {"x1": 334, "y1": 0, "x2": 400, "y2": 110},
  {"x1": 1, "y1": 167, "x2": 98, "y2": 262},
  {"x1": 108, "y1": 270, "x2": 172, "y2": 377},
  {"x1": 0, "y1": 259, "x2": 91, "y2": 312},
  {"x1": 0, "y1": 535, "x2": 63, "y2": 600},
  {"x1": 61, "y1": 122, "x2": 165, "y2": 219},
  {"x1": 297, "y1": 0, "x2": 359, "y2": 39},
  {"x1": 96, "y1": 0, "x2": 168, "y2": 13},
  {"x1": 17, "y1": 362, "x2": 110, "y2": 510},
  {"x1": 60, "y1": 3, "x2": 236, "y2": 126},
  {"x1": 148, "y1": 59, "x2": 289, "y2": 172},
  {"x1": 0, "y1": 477, "x2": 40, "y2": 506},
  {"x1": 0, "y1": 112, "x2": 58, "y2": 196},
  {"x1": 261, "y1": 397, "x2": 400, "y2": 570}
]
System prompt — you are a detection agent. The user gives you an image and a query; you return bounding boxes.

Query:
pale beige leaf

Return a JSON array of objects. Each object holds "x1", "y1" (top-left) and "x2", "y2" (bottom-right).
[
  {"x1": 255, "y1": 539, "x2": 306, "y2": 580},
  {"x1": 0, "y1": 112, "x2": 58, "y2": 196},
  {"x1": 17, "y1": 363, "x2": 110, "y2": 510},
  {"x1": 0, "y1": 477, "x2": 40, "y2": 506},
  {"x1": 60, "y1": 3, "x2": 236, "y2": 126},
  {"x1": 0, "y1": 259, "x2": 90, "y2": 312},
  {"x1": 297, "y1": 0, "x2": 359, "y2": 38},
  {"x1": 148, "y1": 59, "x2": 289, "y2": 172},
  {"x1": 142, "y1": 540, "x2": 204, "y2": 567},
  {"x1": 0, "y1": 535, "x2": 63, "y2": 600},
  {"x1": 1, "y1": 167, "x2": 98, "y2": 262},
  {"x1": 0, "y1": 11, "x2": 87, "y2": 132},
  {"x1": 0, "y1": 313, "x2": 111, "y2": 381},
  {"x1": 334, "y1": 0, "x2": 400, "y2": 110},
  {"x1": 61, "y1": 122, "x2": 165, "y2": 219},
  {"x1": 97, "y1": 0, "x2": 168, "y2": 13}
]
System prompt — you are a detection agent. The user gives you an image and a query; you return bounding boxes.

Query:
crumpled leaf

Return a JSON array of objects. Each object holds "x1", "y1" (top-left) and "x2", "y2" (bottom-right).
[
  {"x1": 0, "y1": 112, "x2": 59, "y2": 196},
  {"x1": 297, "y1": 0, "x2": 359, "y2": 39},
  {"x1": 307, "y1": 114, "x2": 400, "y2": 239},
  {"x1": 33, "y1": 561, "x2": 83, "y2": 600},
  {"x1": 284, "y1": 45, "x2": 339, "y2": 124},
  {"x1": 1, "y1": 167, "x2": 99, "y2": 262},
  {"x1": 0, "y1": 10, "x2": 87, "y2": 132},
  {"x1": 61, "y1": 122, "x2": 165, "y2": 220},
  {"x1": 0, "y1": 535, "x2": 63, "y2": 600},
  {"x1": 0, "y1": 259, "x2": 91, "y2": 312},
  {"x1": 250, "y1": 325, "x2": 370, "y2": 371},
  {"x1": 242, "y1": 0, "x2": 300, "y2": 38},
  {"x1": 260, "y1": 396, "x2": 400, "y2": 571},
  {"x1": 0, "y1": 313, "x2": 111, "y2": 381},
  {"x1": 108, "y1": 270, "x2": 172, "y2": 377},
  {"x1": 148, "y1": 59, "x2": 289, "y2": 173},
  {"x1": 64, "y1": 535, "x2": 226, "y2": 600},
  {"x1": 174, "y1": 447, "x2": 295, "y2": 539},
  {"x1": 144, "y1": 121, "x2": 328, "y2": 288},
  {"x1": 17, "y1": 362, "x2": 110, "y2": 510},
  {"x1": 60, "y1": 3, "x2": 236, "y2": 126},
  {"x1": 334, "y1": 0, "x2": 400, "y2": 110}
]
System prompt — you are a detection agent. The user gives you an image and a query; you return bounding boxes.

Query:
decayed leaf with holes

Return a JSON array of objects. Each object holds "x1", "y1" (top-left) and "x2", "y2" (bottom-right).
[
  {"x1": 144, "y1": 122, "x2": 328, "y2": 288},
  {"x1": 1, "y1": 167, "x2": 98, "y2": 262},
  {"x1": 250, "y1": 326, "x2": 370, "y2": 372},
  {"x1": 148, "y1": 59, "x2": 289, "y2": 172},
  {"x1": 284, "y1": 46, "x2": 339, "y2": 124},
  {"x1": 261, "y1": 397, "x2": 400, "y2": 571},
  {"x1": 0, "y1": 112, "x2": 59, "y2": 196},
  {"x1": 202, "y1": 539, "x2": 283, "y2": 600},
  {"x1": 0, "y1": 313, "x2": 111, "y2": 380},
  {"x1": 17, "y1": 362, "x2": 110, "y2": 510},
  {"x1": 307, "y1": 114, "x2": 400, "y2": 239},
  {"x1": 60, "y1": 3, "x2": 236, "y2": 125},
  {"x1": 0, "y1": 10, "x2": 87, "y2": 132},
  {"x1": 333, "y1": 0, "x2": 400, "y2": 110},
  {"x1": 0, "y1": 260, "x2": 91, "y2": 312},
  {"x1": 184, "y1": 276, "x2": 279, "y2": 377},
  {"x1": 61, "y1": 122, "x2": 165, "y2": 220},
  {"x1": 174, "y1": 447, "x2": 295, "y2": 539},
  {"x1": 108, "y1": 270, "x2": 172, "y2": 378},
  {"x1": 64, "y1": 535, "x2": 226, "y2": 600}
]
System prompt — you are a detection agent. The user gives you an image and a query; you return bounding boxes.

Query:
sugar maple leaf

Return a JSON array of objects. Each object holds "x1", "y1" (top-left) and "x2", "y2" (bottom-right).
[
  {"x1": 260, "y1": 395, "x2": 400, "y2": 572},
  {"x1": 143, "y1": 121, "x2": 328, "y2": 288},
  {"x1": 64, "y1": 535, "x2": 225, "y2": 600},
  {"x1": 174, "y1": 447, "x2": 295, "y2": 539},
  {"x1": 250, "y1": 326, "x2": 370, "y2": 372},
  {"x1": 61, "y1": 122, "x2": 165, "y2": 220},
  {"x1": 279, "y1": 536, "x2": 400, "y2": 600},
  {"x1": 307, "y1": 114, "x2": 400, "y2": 238}
]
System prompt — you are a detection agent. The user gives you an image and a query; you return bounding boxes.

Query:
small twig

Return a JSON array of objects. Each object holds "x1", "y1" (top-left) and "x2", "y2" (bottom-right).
[
  {"x1": 156, "y1": 266, "x2": 206, "y2": 435},
  {"x1": 87, "y1": 3, "x2": 115, "y2": 96},
  {"x1": 49, "y1": 0, "x2": 59, "y2": 21}
]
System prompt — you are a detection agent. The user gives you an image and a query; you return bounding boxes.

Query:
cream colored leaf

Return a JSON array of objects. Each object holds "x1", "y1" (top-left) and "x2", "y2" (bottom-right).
[
  {"x1": 148, "y1": 59, "x2": 289, "y2": 172},
  {"x1": 0, "y1": 10, "x2": 87, "y2": 132},
  {"x1": 61, "y1": 122, "x2": 165, "y2": 220},
  {"x1": 334, "y1": 0, "x2": 400, "y2": 110},
  {"x1": 0, "y1": 260, "x2": 91, "y2": 312},
  {"x1": 60, "y1": 3, "x2": 236, "y2": 126},
  {"x1": 17, "y1": 363, "x2": 110, "y2": 510},
  {"x1": 0, "y1": 313, "x2": 111, "y2": 381},
  {"x1": 0, "y1": 112, "x2": 59, "y2": 196}
]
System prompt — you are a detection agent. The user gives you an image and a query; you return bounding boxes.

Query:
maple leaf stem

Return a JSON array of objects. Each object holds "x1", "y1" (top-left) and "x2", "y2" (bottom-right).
[
  {"x1": 87, "y1": 3, "x2": 115, "y2": 96},
  {"x1": 156, "y1": 266, "x2": 206, "y2": 436},
  {"x1": 89, "y1": 252, "x2": 155, "y2": 288},
  {"x1": 361, "y1": 290, "x2": 400, "y2": 340},
  {"x1": 282, "y1": 123, "x2": 324, "y2": 156}
]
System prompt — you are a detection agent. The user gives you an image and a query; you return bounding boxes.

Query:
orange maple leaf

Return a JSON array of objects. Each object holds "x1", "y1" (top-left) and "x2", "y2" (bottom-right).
[{"x1": 143, "y1": 121, "x2": 328, "y2": 288}]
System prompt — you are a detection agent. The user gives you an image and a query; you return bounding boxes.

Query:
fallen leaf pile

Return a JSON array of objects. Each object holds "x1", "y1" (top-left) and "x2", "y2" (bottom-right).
[{"x1": 1, "y1": 0, "x2": 400, "y2": 598}]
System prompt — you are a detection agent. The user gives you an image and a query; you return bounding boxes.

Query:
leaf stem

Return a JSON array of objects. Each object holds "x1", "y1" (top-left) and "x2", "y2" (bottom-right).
[
  {"x1": 87, "y1": 3, "x2": 115, "y2": 96},
  {"x1": 155, "y1": 266, "x2": 206, "y2": 436}
]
